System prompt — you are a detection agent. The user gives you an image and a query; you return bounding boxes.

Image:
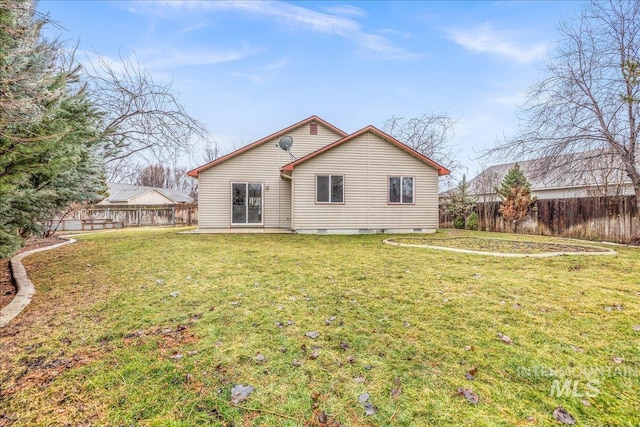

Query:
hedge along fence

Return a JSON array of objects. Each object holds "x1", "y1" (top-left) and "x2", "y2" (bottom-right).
[{"x1": 439, "y1": 196, "x2": 639, "y2": 243}]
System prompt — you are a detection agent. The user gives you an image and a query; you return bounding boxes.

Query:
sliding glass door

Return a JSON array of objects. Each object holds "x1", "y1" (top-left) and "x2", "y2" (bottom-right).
[{"x1": 232, "y1": 182, "x2": 263, "y2": 225}]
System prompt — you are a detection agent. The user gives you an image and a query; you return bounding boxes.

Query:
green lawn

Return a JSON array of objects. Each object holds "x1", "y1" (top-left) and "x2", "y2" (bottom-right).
[{"x1": 1, "y1": 228, "x2": 639, "y2": 426}]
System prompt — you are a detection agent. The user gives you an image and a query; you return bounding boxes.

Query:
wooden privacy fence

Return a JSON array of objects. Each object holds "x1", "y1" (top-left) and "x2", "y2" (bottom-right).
[
  {"x1": 81, "y1": 203, "x2": 198, "y2": 228},
  {"x1": 439, "y1": 196, "x2": 639, "y2": 243}
]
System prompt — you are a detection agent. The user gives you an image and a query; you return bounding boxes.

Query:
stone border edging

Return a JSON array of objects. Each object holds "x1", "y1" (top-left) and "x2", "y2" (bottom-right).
[
  {"x1": 383, "y1": 239, "x2": 617, "y2": 257},
  {"x1": 0, "y1": 238, "x2": 76, "y2": 328}
]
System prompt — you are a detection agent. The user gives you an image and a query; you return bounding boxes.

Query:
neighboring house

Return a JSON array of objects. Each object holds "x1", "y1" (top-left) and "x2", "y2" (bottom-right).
[
  {"x1": 460, "y1": 152, "x2": 634, "y2": 202},
  {"x1": 98, "y1": 183, "x2": 195, "y2": 206},
  {"x1": 187, "y1": 115, "x2": 449, "y2": 234}
]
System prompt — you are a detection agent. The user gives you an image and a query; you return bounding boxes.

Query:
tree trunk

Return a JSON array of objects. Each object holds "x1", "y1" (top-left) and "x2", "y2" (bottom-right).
[
  {"x1": 623, "y1": 162, "x2": 640, "y2": 224},
  {"x1": 633, "y1": 184, "x2": 640, "y2": 238}
]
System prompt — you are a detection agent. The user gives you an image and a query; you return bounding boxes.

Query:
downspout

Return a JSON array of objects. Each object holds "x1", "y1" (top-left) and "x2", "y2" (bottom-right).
[
  {"x1": 367, "y1": 132, "x2": 370, "y2": 230},
  {"x1": 280, "y1": 171, "x2": 294, "y2": 231}
]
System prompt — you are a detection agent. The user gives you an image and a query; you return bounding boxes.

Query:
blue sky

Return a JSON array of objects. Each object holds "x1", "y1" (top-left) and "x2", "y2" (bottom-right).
[{"x1": 40, "y1": 0, "x2": 583, "y2": 179}]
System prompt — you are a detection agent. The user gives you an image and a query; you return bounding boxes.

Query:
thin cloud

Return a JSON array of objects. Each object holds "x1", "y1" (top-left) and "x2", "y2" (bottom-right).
[
  {"x1": 143, "y1": 46, "x2": 260, "y2": 69},
  {"x1": 75, "y1": 50, "x2": 128, "y2": 76},
  {"x1": 76, "y1": 45, "x2": 258, "y2": 82},
  {"x1": 131, "y1": 1, "x2": 417, "y2": 60},
  {"x1": 355, "y1": 33, "x2": 420, "y2": 60},
  {"x1": 225, "y1": 1, "x2": 360, "y2": 35},
  {"x1": 320, "y1": 4, "x2": 367, "y2": 18},
  {"x1": 177, "y1": 21, "x2": 211, "y2": 34},
  {"x1": 230, "y1": 58, "x2": 290, "y2": 83},
  {"x1": 380, "y1": 28, "x2": 411, "y2": 39},
  {"x1": 229, "y1": 71, "x2": 263, "y2": 83},
  {"x1": 264, "y1": 59, "x2": 290, "y2": 71},
  {"x1": 445, "y1": 23, "x2": 549, "y2": 64}
]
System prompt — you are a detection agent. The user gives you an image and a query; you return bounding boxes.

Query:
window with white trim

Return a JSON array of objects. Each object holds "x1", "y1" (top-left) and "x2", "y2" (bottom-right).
[
  {"x1": 231, "y1": 182, "x2": 262, "y2": 224},
  {"x1": 389, "y1": 176, "x2": 414, "y2": 204},
  {"x1": 316, "y1": 175, "x2": 344, "y2": 203}
]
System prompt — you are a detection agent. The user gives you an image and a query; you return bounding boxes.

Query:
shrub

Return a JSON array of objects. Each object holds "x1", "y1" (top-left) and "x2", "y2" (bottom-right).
[
  {"x1": 466, "y1": 212, "x2": 479, "y2": 231},
  {"x1": 454, "y1": 215, "x2": 465, "y2": 229}
]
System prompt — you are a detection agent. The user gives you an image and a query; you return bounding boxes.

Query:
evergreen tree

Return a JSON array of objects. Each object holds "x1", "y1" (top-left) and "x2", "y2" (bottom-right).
[
  {"x1": 0, "y1": 1, "x2": 105, "y2": 257},
  {"x1": 496, "y1": 164, "x2": 531, "y2": 195},
  {"x1": 495, "y1": 164, "x2": 536, "y2": 231},
  {"x1": 444, "y1": 174, "x2": 477, "y2": 228},
  {"x1": 465, "y1": 211, "x2": 479, "y2": 231}
]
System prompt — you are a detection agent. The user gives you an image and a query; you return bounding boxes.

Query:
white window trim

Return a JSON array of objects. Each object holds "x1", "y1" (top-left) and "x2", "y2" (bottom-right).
[
  {"x1": 388, "y1": 176, "x2": 415, "y2": 205},
  {"x1": 315, "y1": 174, "x2": 345, "y2": 204}
]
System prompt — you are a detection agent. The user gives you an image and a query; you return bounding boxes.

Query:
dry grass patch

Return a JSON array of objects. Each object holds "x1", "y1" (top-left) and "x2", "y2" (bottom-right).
[{"x1": 387, "y1": 236, "x2": 613, "y2": 254}]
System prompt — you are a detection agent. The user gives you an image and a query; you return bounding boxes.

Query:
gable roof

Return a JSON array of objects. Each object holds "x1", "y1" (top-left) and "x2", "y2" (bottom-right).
[
  {"x1": 187, "y1": 115, "x2": 348, "y2": 177},
  {"x1": 104, "y1": 183, "x2": 194, "y2": 203},
  {"x1": 463, "y1": 150, "x2": 629, "y2": 196},
  {"x1": 280, "y1": 125, "x2": 450, "y2": 176}
]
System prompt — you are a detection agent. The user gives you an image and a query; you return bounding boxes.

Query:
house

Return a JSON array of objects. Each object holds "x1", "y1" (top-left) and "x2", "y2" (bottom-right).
[
  {"x1": 187, "y1": 116, "x2": 449, "y2": 234},
  {"x1": 98, "y1": 183, "x2": 195, "y2": 206},
  {"x1": 461, "y1": 151, "x2": 633, "y2": 202}
]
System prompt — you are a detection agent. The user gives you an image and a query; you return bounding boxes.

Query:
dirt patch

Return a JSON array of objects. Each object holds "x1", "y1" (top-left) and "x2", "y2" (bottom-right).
[
  {"x1": 0, "y1": 350, "x2": 101, "y2": 400},
  {"x1": 0, "y1": 237, "x2": 68, "y2": 310},
  {"x1": 121, "y1": 319, "x2": 202, "y2": 364},
  {"x1": 0, "y1": 259, "x2": 13, "y2": 310},
  {"x1": 386, "y1": 237, "x2": 615, "y2": 256},
  {"x1": 19, "y1": 237, "x2": 68, "y2": 253},
  {"x1": 123, "y1": 323, "x2": 199, "y2": 350}
]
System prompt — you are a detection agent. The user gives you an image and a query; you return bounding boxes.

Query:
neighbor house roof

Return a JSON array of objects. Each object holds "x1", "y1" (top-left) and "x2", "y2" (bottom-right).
[
  {"x1": 280, "y1": 125, "x2": 450, "y2": 176},
  {"x1": 461, "y1": 150, "x2": 629, "y2": 196},
  {"x1": 187, "y1": 115, "x2": 348, "y2": 177},
  {"x1": 104, "y1": 183, "x2": 194, "y2": 203}
]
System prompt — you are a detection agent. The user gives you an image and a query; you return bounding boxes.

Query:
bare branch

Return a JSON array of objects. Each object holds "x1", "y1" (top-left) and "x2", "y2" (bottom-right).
[
  {"x1": 128, "y1": 163, "x2": 197, "y2": 199},
  {"x1": 82, "y1": 53, "x2": 209, "y2": 179},
  {"x1": 483, "y1": 0, "x2": 640, "y2": 219},
  {"x1": 382, "y1": 112, "x2": 460, "y2": 187},
  {"x1": 202, "y1": 137, "x2": 222, "y2": 163}
]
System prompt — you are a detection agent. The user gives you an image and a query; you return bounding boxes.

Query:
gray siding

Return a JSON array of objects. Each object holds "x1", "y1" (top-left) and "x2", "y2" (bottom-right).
[
  {"x1": 291, "y1": 131, "x2": 439, "y2": 232},
  {"x1": 197, "y1": 123, "x2": 343, "y2": 229}
]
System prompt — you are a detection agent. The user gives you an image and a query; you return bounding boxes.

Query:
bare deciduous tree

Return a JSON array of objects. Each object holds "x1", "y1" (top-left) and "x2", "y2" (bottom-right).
[
  {"x1": 580, "y1": 151, "x2": 628, "y2": 196},
  {"x1": 383, "y1": 113, "x2": 459, "y2": 186},
  {"x1": 485, "y1": 1, "x2": 640, "y2": 216},
  {"x1": 132, "y1": 163, "x2": 197, "y2": 199},
  {"x1": 104, "y1": 161, "x2": 143, "y2": 184},
  {"x1": 202, "y1": 138, "x2": 222, "y2": 163},
  {"x1": 134, "y1": 164, "x2": 170, "y2": 188},
  {"x1": 471, "y1": 167, "x2": 502, "y2": 203},
  {"x1": 85, "y1": 54, "x2": 208, "y2": 180}
]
